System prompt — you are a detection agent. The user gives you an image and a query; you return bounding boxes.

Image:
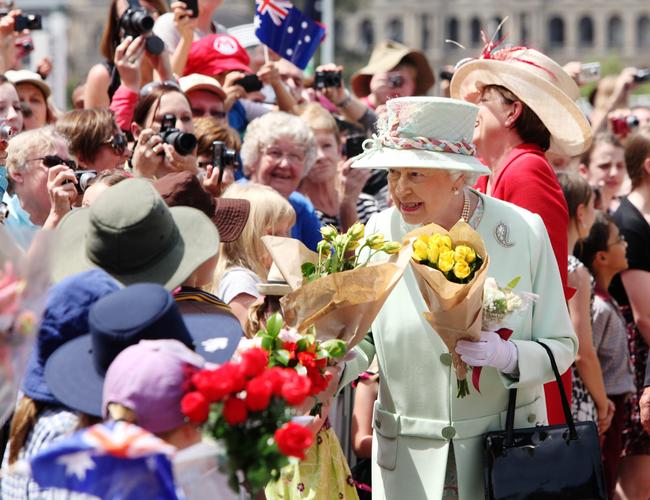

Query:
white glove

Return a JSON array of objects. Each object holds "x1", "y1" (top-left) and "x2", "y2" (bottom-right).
[{"x1": 455, "y1": 331, "x2": 518, "y2": 374}]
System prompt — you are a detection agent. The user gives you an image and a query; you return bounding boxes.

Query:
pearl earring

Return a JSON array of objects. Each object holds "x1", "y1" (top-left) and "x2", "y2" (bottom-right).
[{"x1": 452, "y1": 187, "x2": 460, "y2": 195}]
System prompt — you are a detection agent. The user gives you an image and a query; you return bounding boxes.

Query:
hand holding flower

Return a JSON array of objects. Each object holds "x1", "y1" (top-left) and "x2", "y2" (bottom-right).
[{"x1": 455, "y1": 331, "x2": 518, "y2": 374}]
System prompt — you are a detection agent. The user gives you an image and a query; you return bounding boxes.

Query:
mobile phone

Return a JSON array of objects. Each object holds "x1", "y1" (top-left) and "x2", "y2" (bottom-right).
[
  {"x1": 343, "y1": 135, "x2": 365, "y2": 159},
  {"x1": 634, "y1": 69, "x2": 650, "y2": 84},
  {"x1": 183, "y1": 0, "x2": 199, "y2": 18},
  {"x1": 579, "y1": 62, "x2": 601, "y2": 84},
  {"x1": 235, "y1": 74, "x2": 263, "y2": 93}
]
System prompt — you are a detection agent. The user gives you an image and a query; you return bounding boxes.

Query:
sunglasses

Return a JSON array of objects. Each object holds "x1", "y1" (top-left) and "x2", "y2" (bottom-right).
[
  {"x1": 29, "y1": 155, "x2": 77, "y2": 170},
  {"x1": 103, "y1": 133, "x2": 128, "y2": 155},
  {"x1": 139, "y1": 80, "x2": 182, "y2": 98}
]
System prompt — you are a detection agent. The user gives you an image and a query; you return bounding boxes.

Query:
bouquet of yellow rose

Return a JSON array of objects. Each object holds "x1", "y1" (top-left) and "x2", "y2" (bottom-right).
[
  {"x1": 261, "y1": 223, "x2": 411, "y2": 351},
  {"x1": 405, "y1": 220, "x2": 490, "y2": 397}
]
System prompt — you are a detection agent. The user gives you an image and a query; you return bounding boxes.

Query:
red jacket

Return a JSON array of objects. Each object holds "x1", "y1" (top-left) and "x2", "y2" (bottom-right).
[{"x1": 475, "y1": 143, "x2": 571, "y2": 425}]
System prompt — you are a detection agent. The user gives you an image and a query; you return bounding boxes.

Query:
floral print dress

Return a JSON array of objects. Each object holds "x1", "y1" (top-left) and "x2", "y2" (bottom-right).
[{"x1": 265, "y1": 419, "x2": 359, "y2": 500}]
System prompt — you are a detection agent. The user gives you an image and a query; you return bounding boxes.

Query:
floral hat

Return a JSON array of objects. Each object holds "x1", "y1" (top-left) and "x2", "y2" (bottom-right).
[{"x1": 351, "y1": 96, "x2": 490, "y2": 174}]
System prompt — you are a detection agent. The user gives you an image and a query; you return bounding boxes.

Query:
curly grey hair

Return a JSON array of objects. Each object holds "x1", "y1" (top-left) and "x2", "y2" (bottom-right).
[
  {"x1": 240, "y1": 111, "x2": 316, "y2": 178},
  {"x1": 7, "y1": 126, "x2": 70, "y2": 174}
]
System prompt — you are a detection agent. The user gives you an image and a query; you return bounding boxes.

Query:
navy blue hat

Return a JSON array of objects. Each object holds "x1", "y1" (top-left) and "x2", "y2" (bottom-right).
[
  {"x1": 44, "y1": 283, "x2": 242, "y2": 416},
  {"x1": 22, "y1": 269, "x2": 121, "y2": 404}
]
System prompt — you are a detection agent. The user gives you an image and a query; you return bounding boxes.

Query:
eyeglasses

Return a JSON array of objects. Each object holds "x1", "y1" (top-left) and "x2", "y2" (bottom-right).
[
  {"x1": 607, "y1": 234, "x2": 626, "y2": 247},
  {"x1": 191, "y1": 108, "x2": 227, "y2": 120},
  {"x1": 103, "y1": 133, "x2": 128, "y2": 155},
  {"x1": 139, "y1": 80, "x2": 182, "y2": 98},
  {"x1": 28, "y1": 155, "x2": 77, "y2": 170},
  {"x1": 262, "y1": 145, "x2": 305, "y2": 165}
]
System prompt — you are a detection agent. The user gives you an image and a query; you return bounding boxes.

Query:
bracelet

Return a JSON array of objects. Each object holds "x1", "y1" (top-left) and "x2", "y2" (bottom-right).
[{"x1": 336, "y1": 91, "x2": 352, "y2": 108}]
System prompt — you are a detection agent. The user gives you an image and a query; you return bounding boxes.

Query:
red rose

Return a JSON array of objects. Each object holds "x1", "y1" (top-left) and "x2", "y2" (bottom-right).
[
  {"x1": 307, "y1": 368, "x2": 330, "y2": 396},
  {"x1": 192, "y1": 363, "x2": 246, "y2": 402},
  {"x1": 262, "y1": 367, "x2": 292, "y2": 396},
  {"x1": 245, "y1": 375, "x2": 273, "y2": 411},
  {"x1": 192, "y1": 370, "x2": 227, "y2": 402},
  {"x1": 297, "y1": 351, "x2": 316, "y2": 369},
  {"x1": 240, "y1": 348, "x2": 269, "y2": 378},
  {"x1": 180, "y1": 391, "x2": 210, "y2": 424},
  {"x1": 222, "y1": 396, "x2": 248, "y2": 425},
  {"x1": 275, "y1": 422, "x2": 313, "y2": 459},
  {"x1": 281, "y1": 373, "x2": 312, "y2": 406},
  {"x1": 216, "y1": 362, "x2": 247, "y2": 393},
  {"x1": 314, "y1": 357, "x2": 328, "y2": 370}
]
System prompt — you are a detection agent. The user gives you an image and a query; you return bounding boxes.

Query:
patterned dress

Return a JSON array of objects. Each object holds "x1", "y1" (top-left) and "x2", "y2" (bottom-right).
[
  {"x1": 265, "y1": 419, "x2": 359, "y2": 500},
  {"x1": 568, "y1": 255, "x2": 597, "y2": 423}
]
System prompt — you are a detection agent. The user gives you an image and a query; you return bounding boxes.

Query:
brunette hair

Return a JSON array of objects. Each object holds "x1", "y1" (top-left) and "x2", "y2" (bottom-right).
[
  {"x1": 56, "y1": 108, "x2": 117, "y2": 164},
  {"x1": 7, "y1": 396, "x2": 44, "y2": 464},
  {"x1": 573, "y1": 211, "x2": 614, "y2": 274},
  {"x1": 132, "y1": 84, "x2": 191, "y2": 128},
  {"x1": 194, "y1": 116, "x2": 241, "y2": 157},
  {"x1": 624, "y1": 124, "x2": 650, "y2": 189},
  {"x1": 580, "y1": 131, "x2": 623, "y2": 168},
  {"x1": 245, "y1": 295, "x2": 283, "y2": 339},
  {"x1": 486, "y1": 84, "x2": 551, "y2": 151},
  {"x1": 557, "y1": 171, "x2": 593, "y2": 220}
]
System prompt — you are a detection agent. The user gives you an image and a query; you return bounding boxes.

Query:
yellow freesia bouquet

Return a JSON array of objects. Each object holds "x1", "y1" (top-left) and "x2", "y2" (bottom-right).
[{"x1": 405, "y1": 220, "x2": 490, "y2": 397}]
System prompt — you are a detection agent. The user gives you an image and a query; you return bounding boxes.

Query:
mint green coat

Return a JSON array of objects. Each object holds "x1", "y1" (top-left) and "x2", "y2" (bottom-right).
[{"x1": 343, "y1": 193, "x2": 577, "y2": 499}]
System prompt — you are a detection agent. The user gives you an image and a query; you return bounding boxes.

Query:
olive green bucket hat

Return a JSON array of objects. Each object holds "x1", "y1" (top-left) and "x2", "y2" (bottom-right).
[{"x1": 51, "y1": 178, "x2": 219, "y2": 291}]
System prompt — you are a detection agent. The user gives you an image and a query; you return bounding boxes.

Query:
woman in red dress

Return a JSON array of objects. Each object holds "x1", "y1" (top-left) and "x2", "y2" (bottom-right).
[{"x1": 450, "y1": 46, "x2": 592, "y2": 424}]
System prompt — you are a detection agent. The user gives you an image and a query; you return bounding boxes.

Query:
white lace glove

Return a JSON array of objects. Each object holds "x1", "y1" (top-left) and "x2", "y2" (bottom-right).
[{"x1": 455, "y1": 331, "x2": 518, "y2": 374}]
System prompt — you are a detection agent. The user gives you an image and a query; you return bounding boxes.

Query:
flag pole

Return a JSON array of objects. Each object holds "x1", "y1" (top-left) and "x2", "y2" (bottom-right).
[
  {"x1": 321, "y1": 0, "x2": 334, "y2": 64},
  {"x1": 264, "y1": 45, "x2": 270, "y2": 63}
]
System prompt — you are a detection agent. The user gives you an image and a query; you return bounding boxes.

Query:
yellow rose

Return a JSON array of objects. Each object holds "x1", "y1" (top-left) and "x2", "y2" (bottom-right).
[
  {"x1": 381, "y1": 241, "x2": 402, "y2": 254},
  {"x1": 454, "y1": 244, "x2": 476, "y2": 264},
  {"x1": 437, "y1": 250, "x2": 455, "y2": 273},
  {"x1": 426, "y1": 240, "x2": 439, "y2": 263},
  {"x1": 366, "y1": 233, "x2": 386, "y2": 250},
  {"x1": 412, "y1": 239, "x2": 429, "y2": 262},
  {"x1": 347, "y1": 239, "x2": 360, "y2": 251},
  {"x1": 320, "y1": 225, "x2": 338, "y2": 242},
  {"x1": 432, "y1": 234, "x2": 452, "y2": 251},
  {"x1": 347, "y1": 222, "x2": 365, "y2": 241},
  {"x1": 453, "y1": 260, "x2": 472, "y2": 280},
  {"x1": 317, "y1": 240, "x2": 331, "y2": 256}
]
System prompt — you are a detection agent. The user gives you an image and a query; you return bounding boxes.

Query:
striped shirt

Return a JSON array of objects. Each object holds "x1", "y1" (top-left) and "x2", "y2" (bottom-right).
[{"x1": 316, "y1": 193, "x2": 380, "y2": 230}]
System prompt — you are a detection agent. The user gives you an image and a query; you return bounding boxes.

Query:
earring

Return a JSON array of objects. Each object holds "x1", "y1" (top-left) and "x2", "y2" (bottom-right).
[{"x1": 452, "y1": 187, "x2": 460, "y2": 195}]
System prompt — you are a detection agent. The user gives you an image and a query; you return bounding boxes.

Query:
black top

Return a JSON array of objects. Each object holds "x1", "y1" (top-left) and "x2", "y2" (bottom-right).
[
  {"x1": 610, "y1": 197, "x2": 650, "y2": 307},
  {"x1": 101, "y1": 60, "x2": 122, "y2": 101}
]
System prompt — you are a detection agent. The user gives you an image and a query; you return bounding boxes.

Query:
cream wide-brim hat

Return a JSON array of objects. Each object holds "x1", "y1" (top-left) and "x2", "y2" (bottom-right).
[
  {"x1": 351, "y1": 96, "x2": 490, "y2": 175},
  {"x1": 449, "y1": 48, "x2": 592, "y2": 157}
]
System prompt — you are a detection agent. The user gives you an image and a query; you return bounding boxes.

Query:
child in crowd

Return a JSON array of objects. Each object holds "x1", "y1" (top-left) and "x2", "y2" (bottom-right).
[
  {"x1": 213, "y1": 182, "x2": 295, "y2": 327},
  {"x1": 575, "y1": 212, "x2": 635, "y2": 497}
]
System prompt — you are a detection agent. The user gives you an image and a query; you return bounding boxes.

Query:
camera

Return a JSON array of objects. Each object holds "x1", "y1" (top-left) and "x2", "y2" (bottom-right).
[
  {"x1": 610, "y1": 115, "x2": 640, "y2": 136},
  {"x1": 439, "y1": 70, "x2": 454, "y2": 81},
  {"x1": 0, "y1": 10, "x2": 42, "y2": 31},
  {"x1": 343, "y1": 135, "x2": 365, "y2": 159},
  {"x1": 160, "y1": 114, "x2": 197, "y2": 156},
  {"x1": 119, "y1": 0, "x2": 164, "y2": 55},
  {"x1": 634, "y1": 69, "x2": 650, "y2": 84},
  {"x1": 234, "y1": 74, "x2": 263, "y2": 93},
  {"x1": 0, "y1": 123, "x2": 13, "y2": 149},
  {"x1": 387, "y1": 74, "x2": 404, "y2": 88},
  {"x1": 212, "y1": 141, "x2": 237, "y2": 170},
  {"x1": 579, "y1": 62, "x2": 601, "y2": 84},
  {"x1": 314, "y1": 70, "x2": 342, "y2": 90},
  {"x1": 74, "y1": 170, "x2": 97, "y2": 194}
]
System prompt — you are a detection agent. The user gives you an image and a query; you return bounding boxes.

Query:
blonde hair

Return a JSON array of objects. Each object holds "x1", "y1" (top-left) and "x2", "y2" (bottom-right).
[
  {"x1": 300, "y1": 102, "x2": 340, "y2": 145},
  {"x1": 213, "y1": 182, "x2": 295, "y2": 288},
  {"x1": 6, "y1": 126, "x2": 69, "y2": 174}
]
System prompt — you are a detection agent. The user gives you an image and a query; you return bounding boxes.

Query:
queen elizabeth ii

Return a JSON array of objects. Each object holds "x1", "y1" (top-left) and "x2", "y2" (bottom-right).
[{"x1": 342, "y1": 97, "x2": 577, "y2": 499}]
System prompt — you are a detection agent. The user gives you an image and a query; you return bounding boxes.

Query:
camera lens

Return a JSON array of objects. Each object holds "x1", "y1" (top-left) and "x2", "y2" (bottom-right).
[{"x1": 163, "y1": 130, "x2": 197, "y2": 156}]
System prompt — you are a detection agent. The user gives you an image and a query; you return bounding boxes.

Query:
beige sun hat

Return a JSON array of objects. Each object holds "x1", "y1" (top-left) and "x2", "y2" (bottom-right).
[
  {"x1": 5, "y1": 69, "x2": 51, "y2": 98},
  {"x1": 351, "y1": 96, "x2": 490, "y2": 174},
  {"x1": 351, "y1": 40, "x2": 435, "y2": 98},
  {"x1": 178, "y1": 73, "x2": 226, "y2": 101},
  {"x1": 449, "y1": 46, "x2": 592, "y2": 157},
  {"x1": 256, "y1": 263, "x2": 292, "y2": 297}
]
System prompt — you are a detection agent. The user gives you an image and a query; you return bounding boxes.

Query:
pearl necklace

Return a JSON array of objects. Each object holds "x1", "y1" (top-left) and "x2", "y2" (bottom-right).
[{"x1": 461, "y1": 188, "x2": 471, "y2": 223}]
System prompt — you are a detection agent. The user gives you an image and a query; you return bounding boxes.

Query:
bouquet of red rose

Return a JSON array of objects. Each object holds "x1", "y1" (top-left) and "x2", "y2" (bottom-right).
[
  {"x1": 180, "y1": 347, "x2": 314, "y2": 496},
  {"x1": 245, "y1": 312, "x2": 346, "y2": 416}
]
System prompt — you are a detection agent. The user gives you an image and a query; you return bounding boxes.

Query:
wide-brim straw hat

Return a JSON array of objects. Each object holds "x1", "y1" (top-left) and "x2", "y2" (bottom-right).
[
  {"x1": 51, "y1": 178, "x2": 219, "y2": 291},
  {"x1": 449, "y1": 46, "x2": 592, "y2": 157},
  {"x1": 351, "y1": 40, "x2": 435, "y2": 98},
  {"x1": 352, "y1": 96, "x2": 490, "y2": 174}
]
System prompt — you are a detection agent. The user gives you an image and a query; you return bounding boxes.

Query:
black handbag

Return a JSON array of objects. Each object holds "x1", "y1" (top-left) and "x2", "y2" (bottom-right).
[{"x1": 483, "y1": 341, "x2": 607, "y2": 500}]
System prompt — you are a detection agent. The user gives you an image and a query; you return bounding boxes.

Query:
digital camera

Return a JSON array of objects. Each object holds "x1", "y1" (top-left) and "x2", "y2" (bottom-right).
[
  {"x1": 160, "y1": 114, "x2": 197, "y2": 156},
  {"x1": 314, "y1": 70, "x2": 342, "y2": 90}
]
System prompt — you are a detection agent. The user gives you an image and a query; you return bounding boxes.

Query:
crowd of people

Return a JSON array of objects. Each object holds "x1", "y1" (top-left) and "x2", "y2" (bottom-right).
[{"x1": 0, "y1": 0, "x2": 649, "y2": 499}]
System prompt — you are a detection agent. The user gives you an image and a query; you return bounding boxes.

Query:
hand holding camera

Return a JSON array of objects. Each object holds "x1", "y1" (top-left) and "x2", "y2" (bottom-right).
[
  {"x1": 314, "y1": 63, "x2": 346, "y2": 105},
  {"x1": 114, "y1": 35, "x2": 146, "y2": 91},
  {"x1": 44, "y1": 164, "x2": 78, "y2": 229},
  {"x1": 119, "y1": 0, "x2": 164, "y2": 55},
  {"x1": 202, "y1": 140, "x2": 237, "y2": 196}
]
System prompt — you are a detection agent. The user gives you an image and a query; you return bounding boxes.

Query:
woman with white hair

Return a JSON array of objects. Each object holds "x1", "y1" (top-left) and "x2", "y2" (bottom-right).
[
  {"x1": 341, "y1": 96, "x2": 577, "y2": 499},
  {"x1": 240, "y1": 111, "x2": 321, "y2": 250}
]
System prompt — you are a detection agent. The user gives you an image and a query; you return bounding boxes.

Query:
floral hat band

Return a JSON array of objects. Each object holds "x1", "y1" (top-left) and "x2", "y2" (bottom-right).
[{"x1": 362, "y1": 131, "x2": 477, "y2": 158}]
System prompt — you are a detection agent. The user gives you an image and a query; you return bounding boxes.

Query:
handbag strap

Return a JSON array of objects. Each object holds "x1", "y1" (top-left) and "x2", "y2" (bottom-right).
[{"x1": 504, "y1": 341, "x2": 577, "y2": 446}]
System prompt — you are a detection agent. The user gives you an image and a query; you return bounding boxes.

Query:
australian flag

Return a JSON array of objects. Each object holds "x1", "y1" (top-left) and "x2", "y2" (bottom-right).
[
  {"x1": 254, "y1": 0, "x2": 326, "y2": 70},
  {"x1": 30, "y1": 421, "x2": 179, "y2": 499}
]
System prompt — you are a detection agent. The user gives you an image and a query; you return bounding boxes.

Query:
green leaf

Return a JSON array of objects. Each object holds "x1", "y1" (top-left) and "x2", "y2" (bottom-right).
[
  {"x1": 265, "y1": 313, "x2": 284, "y2": 338},
  {"x1": 275, "y1": 349, "x2": 290, "y2": 365},
  {"x1": 505, "y1": 276, "x2": 521, "y2": 290},
  {"x1": 296, "y1": 337, "x2": 310, "y2": 352},
  {"x1": 261, "y1": 335, "x2": 274, "y2": 351},
  {"x1": 301, "y1": 262, "x2": 316, "y2": 279}
]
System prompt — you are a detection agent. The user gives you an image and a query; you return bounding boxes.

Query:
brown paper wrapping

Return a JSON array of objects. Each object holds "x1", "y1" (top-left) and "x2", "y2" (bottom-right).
[
  {"x1": 404, "y1": 220, "x2": 490, "y2": 382},
  {"x1": 261, "y1": 235, "x2": 412, "y2": 350}
]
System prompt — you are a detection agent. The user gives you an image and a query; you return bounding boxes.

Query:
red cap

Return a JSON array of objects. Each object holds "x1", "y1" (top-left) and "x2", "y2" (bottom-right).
[{"x1": 184, "y1": 34, "x2": 252, "y2": 77}]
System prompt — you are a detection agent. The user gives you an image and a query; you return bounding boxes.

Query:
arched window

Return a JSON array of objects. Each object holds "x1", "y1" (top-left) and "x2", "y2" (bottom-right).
[
  {"x1": 359, "y1": 19, "x2": 374, "y2": 52},
  {"x1": 638, "y1": 16, "x2": 650, "y2": 47},
  {"x1": 578, "y1": 16, "x2": 594, "y2": 47},
  {"x1": 548, "y1": 16, "x2": 565, "y2": 48},
  {"x1": 446, "y1": 17, "x2": 459, "y2": 48},
  {"x1": 421, "y1": 14, "x2": 430, "y2": 51},
  {"x1": 470, "y1": 17, "x2": 482, "y2": 47},
  {"x1": 387, "y1": 17, "x2": 403, "y2": 43},
  {"x1": 607, "y1": 15, "x2": 623, "y2": 48}
]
